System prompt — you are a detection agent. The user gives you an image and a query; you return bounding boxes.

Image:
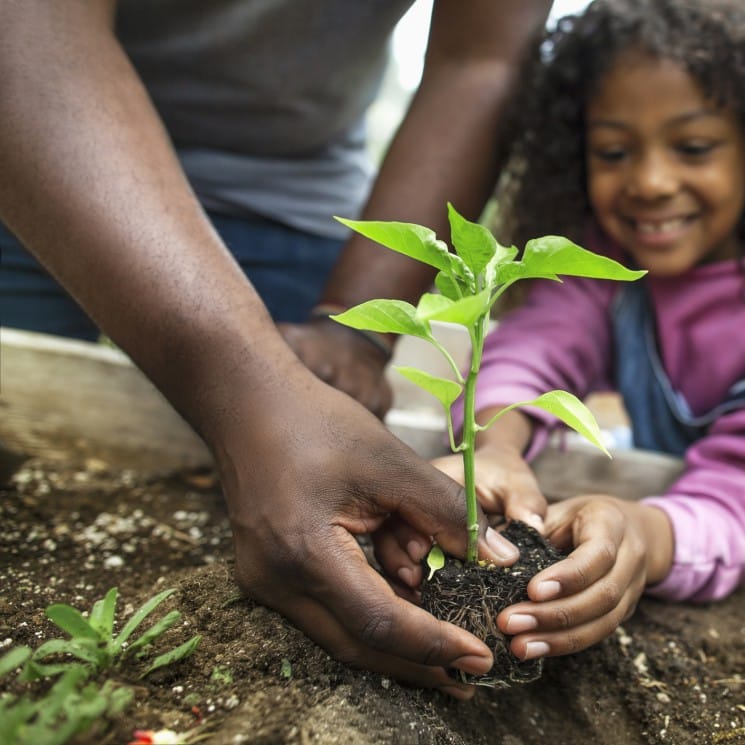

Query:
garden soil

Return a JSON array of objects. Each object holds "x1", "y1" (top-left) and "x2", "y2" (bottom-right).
[{"x1": 1, "y1": 455, "x2": 744, "y2": 745}]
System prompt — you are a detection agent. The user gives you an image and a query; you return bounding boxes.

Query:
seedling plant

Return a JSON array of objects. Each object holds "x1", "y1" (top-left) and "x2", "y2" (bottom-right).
[
  {"x1": 0, "y1": 587, "x2": 201, "y2": 745},
  {"x1": 333, "y1": 204, "x2": 645, "y2": 567}
]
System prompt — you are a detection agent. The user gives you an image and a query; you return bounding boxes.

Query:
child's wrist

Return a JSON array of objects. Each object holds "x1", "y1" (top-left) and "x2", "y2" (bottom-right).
[
  {"x1": 635, "y1": 503, "x2": 675, "y2": 585},
  {"x1": 475, "y1": 407, "x2": 533, "y2": 454}
]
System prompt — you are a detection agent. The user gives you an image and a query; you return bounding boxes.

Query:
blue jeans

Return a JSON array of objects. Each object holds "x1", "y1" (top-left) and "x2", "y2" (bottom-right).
[{"x1": 0, "y1": 213, "x2": 344, "y2": 340}]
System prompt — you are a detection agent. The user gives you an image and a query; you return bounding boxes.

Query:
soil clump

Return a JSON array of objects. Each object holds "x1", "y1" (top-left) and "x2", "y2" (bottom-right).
[{"x1": 421, "y1": 522, "x2": 563, "y2": 688}]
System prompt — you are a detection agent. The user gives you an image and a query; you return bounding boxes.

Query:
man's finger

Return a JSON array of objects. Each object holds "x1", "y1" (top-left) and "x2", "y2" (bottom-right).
[{"x1": 293, "y1": 528, "x2": 494, "y2": 675}]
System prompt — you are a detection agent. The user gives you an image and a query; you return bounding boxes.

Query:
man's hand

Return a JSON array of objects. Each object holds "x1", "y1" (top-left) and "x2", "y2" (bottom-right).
[
  {"x1": 214, "y1": 359, "x2": 518, "y2": 698},
  {"x1": 279, "y1": 318, "x2": 393, "y2": 418}
]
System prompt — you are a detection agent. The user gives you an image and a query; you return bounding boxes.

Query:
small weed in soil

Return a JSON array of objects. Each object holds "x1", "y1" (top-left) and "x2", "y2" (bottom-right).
[{"x1": 421, "y1": 521, "x2": 563, "y2": 688}]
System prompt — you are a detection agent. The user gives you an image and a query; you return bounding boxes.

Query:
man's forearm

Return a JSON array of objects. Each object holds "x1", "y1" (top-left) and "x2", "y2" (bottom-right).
[{"x1": 0, "y1": 1, "x2": 293, "y2": 446}]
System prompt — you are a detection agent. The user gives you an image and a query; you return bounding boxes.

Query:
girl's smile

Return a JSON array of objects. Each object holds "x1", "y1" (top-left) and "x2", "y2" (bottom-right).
[
  {"x1": 586, "y1": 52, "x2": 745, "y2": 276},
  {"x1": 621, "y1": 213, "x2": 698, "y2": 249}
]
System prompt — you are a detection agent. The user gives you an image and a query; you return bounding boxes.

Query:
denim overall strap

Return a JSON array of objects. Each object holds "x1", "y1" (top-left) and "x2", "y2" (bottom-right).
[{"x1": 612, "y1": 281, "x2": 745, "y2": 456}]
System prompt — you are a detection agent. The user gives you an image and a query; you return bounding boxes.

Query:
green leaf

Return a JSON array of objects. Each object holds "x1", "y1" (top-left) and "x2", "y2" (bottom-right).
[
  {"x1": 434, "y1": 270, "x2": 466, "y2": 300},
  {"x1": 493, "y1": 390, "x2": 610, "y2": 457},
  {"x1": 106, "y1": 683, "x2": 135, "y2": 715},
  {"x1": 0, "y1": 646, "x2": 31, "y2": 678},
  {"x1": 46, "y1": 665, "x2": 89, "y2": 703},
  {"x1": 62, "y1": 686, "x2": 109, "y2": 725},
  {"x1": 18, "y1": 660, "x2": 90, "y2": 683},
  {"x1": 112, "y1": 588, "x2": 175, "y2": 653},
  {"x1": 126, "y1": 610, "x2": 181, "y2": 653},
  {"x1": 210, "y1": 664, "x2": 234, "y2": 686},
  {"x1": 46, "y1": 605, "x2": 100, "y2": 642},
  {"x1": 33, "y1": 638, "x2": 102, "y2": 667},
  {"x1": 280, "y1": 658, "x2": 293, "y2": 679},
  {"x1": 415, "y1": 292, "x2": 454, "y2": 319},
  {"x1": 484, "y1": 243, "x2": 519, "y2": 289},
  {"x1": 500, "y1": 236, "x2": 647, "y2": 284},
  {"x1": 143, "y1": 634, "x2": 201, "y2": 677},
  {"x1": 0, "y1": 695, "x2": 37, "y2": 736},
  {"x1": 426, "y1": 545, "x2": 445, "y2": 580},
  {"x1": 332, "y1": 299, "x2": 432, "y2": 339},
  {"x1": 418, "y1": 289, "x2": 492, "y2": 328},
  {"x1": 395, "y1": 367, "x2": 462, "y2": 410},
  {"x1": 447, "y1": 203, "x2": 496, "y2": 276},
  {"x1": 88, "y1": 587, "x2": 118, "y2": 639},
  {"x1": 335, "y1": 217, "x2": 455, "y2": 273}
]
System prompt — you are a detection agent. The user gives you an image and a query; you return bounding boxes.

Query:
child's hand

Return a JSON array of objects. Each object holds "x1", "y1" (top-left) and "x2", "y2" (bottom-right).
[
  {"x1": 432, "y1": 445, "x2": 547, "y2": 531},
  {"x1": 496, "y1": 496, "x2": 674, "y2": 660}
]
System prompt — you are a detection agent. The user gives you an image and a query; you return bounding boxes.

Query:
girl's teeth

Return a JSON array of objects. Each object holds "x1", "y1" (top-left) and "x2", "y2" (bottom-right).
[{"x1": 636, "y1": 218, "x2": 687, "y2": 234}]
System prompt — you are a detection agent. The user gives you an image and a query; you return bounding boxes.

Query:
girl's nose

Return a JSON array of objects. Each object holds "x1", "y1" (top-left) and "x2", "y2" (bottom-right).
[{"x1": 626, "y1": 151, "x2": 677, "y2": 201}]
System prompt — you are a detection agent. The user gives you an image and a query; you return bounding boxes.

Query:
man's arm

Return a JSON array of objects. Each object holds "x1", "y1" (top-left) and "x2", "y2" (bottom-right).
[
  {"x1": 0, "y1": 0, "x2": 516, "y2": 693},
  {"x1": 324, "y1": 0, "x2": 553, "y2": 306},
  {"x1": 281, "y1": 0, "x2": 553, "y2": 414}
]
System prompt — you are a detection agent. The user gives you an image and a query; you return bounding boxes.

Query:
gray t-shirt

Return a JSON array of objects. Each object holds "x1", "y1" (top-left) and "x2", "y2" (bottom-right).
[{"x1": 116, "y1": 0, "x2": 414, "y2": 238}]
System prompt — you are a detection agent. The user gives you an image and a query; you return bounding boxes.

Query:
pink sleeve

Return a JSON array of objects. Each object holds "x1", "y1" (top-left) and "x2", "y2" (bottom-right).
[
  {"x1": 452, "y1": 276, "x2": 615, "y2": 458},
  {"x1": 643, "y1": 409, "x2": 745, "y2": 602}
]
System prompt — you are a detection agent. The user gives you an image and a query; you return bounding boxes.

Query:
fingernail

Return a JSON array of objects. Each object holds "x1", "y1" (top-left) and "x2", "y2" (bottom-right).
[
  {"x1": 407, "y1": 539, "x2": 429, "y2": 563},
  {"x1": 451, "y1": 654, "x2": 492, "y2": 676},
  {"x1": 397, "y1": 566, "x2": 416, "y2": 587},
  {"x1": 485, "y1": 527, "x2": 520, "y2": 562},
  {"x1": 505, "y1": 613, "x2": 538, "y2": 634},
  {"x1": 525, "y1": 513, "x2": 545, "y2": 532},
  {"x1": 534, "y1": 580, "x2": 562, "y2": 601},
  {"x1": 523, "y1": 641, "x2": 551, "y2": 660}
]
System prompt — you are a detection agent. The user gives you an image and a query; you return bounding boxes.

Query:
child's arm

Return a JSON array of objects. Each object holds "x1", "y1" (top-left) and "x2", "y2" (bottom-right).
[{"x1": 640, "y1": 409, "x2": 745, "y2": 602}]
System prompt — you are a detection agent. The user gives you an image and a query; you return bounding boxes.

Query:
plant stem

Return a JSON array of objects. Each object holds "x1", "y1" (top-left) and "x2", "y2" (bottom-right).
[
  {"x1": 463, "y1": 314, "x2": 488, "y2": 564},
  {"x1": 429, "y1": 336, "x2": 466, "y2": 385}
]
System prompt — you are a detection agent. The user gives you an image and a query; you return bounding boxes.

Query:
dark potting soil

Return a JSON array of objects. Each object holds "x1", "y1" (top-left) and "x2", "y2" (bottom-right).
[{"x1": 421, "y1": 521, "x2": 564, "y2": 688}]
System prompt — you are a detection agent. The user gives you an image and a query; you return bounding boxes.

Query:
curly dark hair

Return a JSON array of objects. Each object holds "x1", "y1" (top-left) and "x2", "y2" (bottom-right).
[{"x1": 493, "y1": 0, "x2": 745, "y2": 251}]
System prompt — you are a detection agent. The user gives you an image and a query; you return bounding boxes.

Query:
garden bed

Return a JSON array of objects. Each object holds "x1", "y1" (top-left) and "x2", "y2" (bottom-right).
[{"x1": 1, "y1": 330, "x2": 743, "y2": 744}]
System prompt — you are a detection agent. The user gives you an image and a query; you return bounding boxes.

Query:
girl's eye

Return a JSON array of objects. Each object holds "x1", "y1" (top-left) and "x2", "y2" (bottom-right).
[
  {"x1": 676, "y1": 141, "x2": 717, "y2": 157},
  {"x1": 590, "y1": 147, "x2": 627, "y2": 163}
]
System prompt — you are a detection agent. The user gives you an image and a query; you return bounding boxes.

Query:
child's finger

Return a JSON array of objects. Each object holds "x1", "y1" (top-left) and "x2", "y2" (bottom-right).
[
  {"x1": 530, "y1": 501, "x2": 627, "y2": 600},
  {"x1": 500, "y1": 550, "x2": 643, "y2": 637},
  {"x1": 476, "y1": 466, "x2": 547, "y2": 532},
  {"x1": 504, "y1": 586, "x2": 639, "y2": 660},
  {"x1": 372, "y1": 516, "x2": 430, "y2": 588},
  {"x1": 499, "y1": 484, "x2": 547, "y2": 532},
  {"x1": 528, "y1": 540, "x2": 617, "y2": 601}
]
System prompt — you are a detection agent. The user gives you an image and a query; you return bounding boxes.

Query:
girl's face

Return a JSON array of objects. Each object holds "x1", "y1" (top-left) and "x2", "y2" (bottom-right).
[{"x1": 585, "y1": 52, "x2": 745, "y2": 276}]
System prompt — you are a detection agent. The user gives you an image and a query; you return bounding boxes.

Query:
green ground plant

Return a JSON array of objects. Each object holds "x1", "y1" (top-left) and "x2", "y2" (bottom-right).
[
  {"x1": 333, "y1": 204, "x2": 645, "y2": 565},
  {"x1": 21, "y1": 586, "x2": 200, "y2": 680},
  {"x1": 0, "y1": 587, "x2": 201, "y2": 745}
]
